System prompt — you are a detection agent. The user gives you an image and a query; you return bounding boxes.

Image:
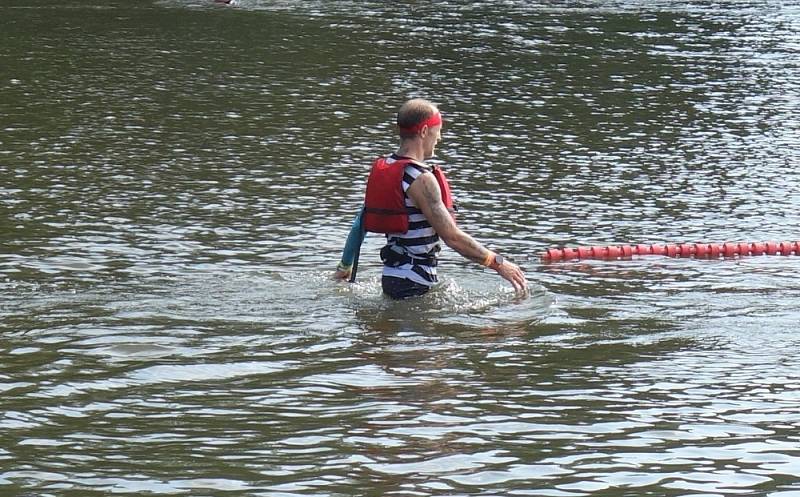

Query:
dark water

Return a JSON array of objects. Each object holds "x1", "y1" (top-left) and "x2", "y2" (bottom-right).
[{"x1": 2, "y1": 1, "x2": 800, "y2": 495}]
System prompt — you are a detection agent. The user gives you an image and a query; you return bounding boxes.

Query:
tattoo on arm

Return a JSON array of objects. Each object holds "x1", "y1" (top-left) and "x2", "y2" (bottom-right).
[
  {"x1": 414, "y1": 173, "x2": 489, "y2": 264},
  {"x1": 422, "y1": 178, "x2": 451, "y2": 225}
]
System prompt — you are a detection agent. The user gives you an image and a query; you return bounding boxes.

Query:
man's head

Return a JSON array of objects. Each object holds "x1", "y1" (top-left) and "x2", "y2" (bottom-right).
[{"x1": 397, "y1": 98, "x2": 443, "y2": 159}]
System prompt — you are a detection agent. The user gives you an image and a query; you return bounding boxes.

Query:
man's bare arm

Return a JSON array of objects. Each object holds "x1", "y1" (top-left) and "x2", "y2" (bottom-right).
[
  {"x1": 407, "y1": 172, "x2": 488, "y2": 263},
  {"x1": 407, "y1": 172, "x2": 528, "y2": 291}
]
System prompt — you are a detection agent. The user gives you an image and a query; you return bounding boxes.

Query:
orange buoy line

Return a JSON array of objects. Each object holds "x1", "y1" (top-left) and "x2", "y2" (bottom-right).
[{"x1": 541, "y1": 241, "x2": 800, "y2": 261}]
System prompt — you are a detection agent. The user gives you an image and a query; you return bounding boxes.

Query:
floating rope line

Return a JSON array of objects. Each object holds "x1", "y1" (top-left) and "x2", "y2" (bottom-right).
[{"x1": 541, "y1": 241, "x2": 800, "y2": 261}]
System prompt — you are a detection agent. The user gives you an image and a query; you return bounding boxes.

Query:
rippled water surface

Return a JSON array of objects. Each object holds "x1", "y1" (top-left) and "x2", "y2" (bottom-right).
[{"x1": 2, "y1": 1, "x2": 800, "y2": 495}]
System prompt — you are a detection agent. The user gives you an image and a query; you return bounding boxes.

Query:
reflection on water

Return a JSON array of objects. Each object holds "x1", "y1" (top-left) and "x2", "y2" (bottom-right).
[{"x1": 2, "y1": 0, "x2": 800, "y2": 495}]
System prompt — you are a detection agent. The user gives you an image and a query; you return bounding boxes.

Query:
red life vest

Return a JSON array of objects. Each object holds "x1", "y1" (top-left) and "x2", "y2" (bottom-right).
[{"x1": 363, "y1": 157, "x2": 456, "y2": 234}]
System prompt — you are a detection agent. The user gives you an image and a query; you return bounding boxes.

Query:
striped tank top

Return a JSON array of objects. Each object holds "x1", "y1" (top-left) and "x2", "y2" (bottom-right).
[{"x1": 382, "y1": 155, "x2": 441, "y2": 286}]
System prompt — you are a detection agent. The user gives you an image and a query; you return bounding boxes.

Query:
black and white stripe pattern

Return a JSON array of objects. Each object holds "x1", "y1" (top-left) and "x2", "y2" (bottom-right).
[{"x1": 382, "y1": 155, "x2": 441, "y2": 286}]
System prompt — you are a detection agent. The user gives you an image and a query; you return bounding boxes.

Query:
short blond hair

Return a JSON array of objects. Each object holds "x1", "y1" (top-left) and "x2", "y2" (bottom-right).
[{"x1": 396, "y1": 98, "x2": 439, "y2": 138}]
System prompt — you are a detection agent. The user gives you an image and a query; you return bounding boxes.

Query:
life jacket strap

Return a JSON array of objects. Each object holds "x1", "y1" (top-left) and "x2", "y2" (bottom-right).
[
  {"x1": 380, "y1": 245, "x2": 438, "y2": 267},
  {"x1": 364, "y1": 206, "x2": 407, "y2": 216}
]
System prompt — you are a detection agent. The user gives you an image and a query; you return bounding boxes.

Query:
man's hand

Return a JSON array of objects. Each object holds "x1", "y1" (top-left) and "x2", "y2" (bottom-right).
[
  {"x1": 496, "y1": 260, "x2": 528, "y2": 293},
  {"x1": 333, "y1": 264, "x2": 352, "y2": 281}
]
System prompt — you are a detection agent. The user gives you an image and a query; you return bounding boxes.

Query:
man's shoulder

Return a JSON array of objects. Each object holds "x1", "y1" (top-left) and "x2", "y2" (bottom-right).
[
  {"x1": 404, "y1": 163, "x2": 435, "y2": 184},
  {"x1": 405, "y1": 166, "x2": 438, "y2": 194}
]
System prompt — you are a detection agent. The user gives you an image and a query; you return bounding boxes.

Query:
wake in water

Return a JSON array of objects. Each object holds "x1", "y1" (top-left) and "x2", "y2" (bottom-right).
[{"x1": 326, "y1": 269, "x2": 553, "y2": 332}]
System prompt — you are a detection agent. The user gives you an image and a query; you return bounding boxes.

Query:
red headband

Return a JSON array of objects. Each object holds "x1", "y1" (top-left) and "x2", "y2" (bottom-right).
[{"x1": 398, "y1": 111, "x2": 442, "y2": 134}]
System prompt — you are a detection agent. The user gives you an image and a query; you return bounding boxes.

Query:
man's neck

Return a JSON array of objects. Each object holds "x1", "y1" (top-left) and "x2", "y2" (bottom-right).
[{"x1": 395, "y1": 141, "x2": 426, "y2": 162}]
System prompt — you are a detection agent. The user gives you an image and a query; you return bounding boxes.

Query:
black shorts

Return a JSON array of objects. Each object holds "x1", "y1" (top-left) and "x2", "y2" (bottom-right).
[{"x1": 381, "y1": 276, "x2": 431, "y2": 300}]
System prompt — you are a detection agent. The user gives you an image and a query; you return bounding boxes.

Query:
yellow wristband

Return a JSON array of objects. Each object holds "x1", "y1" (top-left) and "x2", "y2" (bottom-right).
[{"x1": 481, "y1": 251, "x2": 494, "y2": 267}]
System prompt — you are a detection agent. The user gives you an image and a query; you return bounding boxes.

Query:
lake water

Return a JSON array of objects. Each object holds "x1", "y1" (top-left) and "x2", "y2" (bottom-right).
[{"x1": 2, "y1": 1, "x2": 800, "y2": 495}]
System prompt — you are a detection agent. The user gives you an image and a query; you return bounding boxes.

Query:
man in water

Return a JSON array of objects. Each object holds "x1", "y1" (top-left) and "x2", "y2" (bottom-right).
[{"x1": 334, "y1": 98, "x2": 527, "y2": 299}]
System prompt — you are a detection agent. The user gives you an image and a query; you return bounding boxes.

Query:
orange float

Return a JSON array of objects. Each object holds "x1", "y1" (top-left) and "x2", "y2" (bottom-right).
[{"x1": 540, "y1": 242, "x2": 800, "y2": 261}]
